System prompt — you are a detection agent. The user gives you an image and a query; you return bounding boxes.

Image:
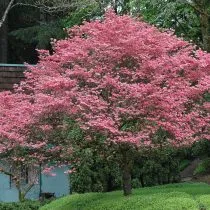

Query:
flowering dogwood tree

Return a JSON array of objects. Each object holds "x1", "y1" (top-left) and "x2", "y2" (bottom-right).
[{"x1": 0, "y1": 10, "x2": 210, "y2": 196}]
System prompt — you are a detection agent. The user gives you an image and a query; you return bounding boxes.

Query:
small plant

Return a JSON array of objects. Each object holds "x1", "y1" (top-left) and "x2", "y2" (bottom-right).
[
  {"x1": 0, "y1": 201, "x2": 41, "y2": 210},
  {"x1": 193, "y1": 158, "x2": 210, "y2": 175}
]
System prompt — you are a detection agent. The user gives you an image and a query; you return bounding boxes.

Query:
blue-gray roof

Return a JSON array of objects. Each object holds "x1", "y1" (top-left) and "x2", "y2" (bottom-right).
[{"x1": 0, "y1": 63, "x2": 27, "y2": 67}]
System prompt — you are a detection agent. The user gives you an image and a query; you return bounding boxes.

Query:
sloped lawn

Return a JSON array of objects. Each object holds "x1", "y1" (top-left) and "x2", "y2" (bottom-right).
[{"x1": 40, "y1": 183, "x2": 210, "y2": 210}]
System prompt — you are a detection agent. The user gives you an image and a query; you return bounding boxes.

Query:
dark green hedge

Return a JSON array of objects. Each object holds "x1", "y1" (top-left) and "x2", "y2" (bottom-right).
[{"x1": 0, "y1": 201, "x2": 43, "y2": 210}]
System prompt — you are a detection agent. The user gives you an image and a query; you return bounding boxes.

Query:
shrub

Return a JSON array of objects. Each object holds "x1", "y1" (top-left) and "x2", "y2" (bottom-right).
[
  {"x1": 146, "y1": 197, "x2": 198, "y2": 210},
  {"x1": 198, "y1": 195, "x2": 210, "y2": 210},
  {"x1": 179, "y1": 159, "x2": 191, "y2": 171},
  {"x1": 0, "y1": 201, "x2": 41, "y2": 210},
  {"x1": 193, "y1": 158, "x2": 210, "y2": 175}
]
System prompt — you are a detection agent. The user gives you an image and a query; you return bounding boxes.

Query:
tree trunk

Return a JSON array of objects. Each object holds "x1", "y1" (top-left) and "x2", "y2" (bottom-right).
[
  {"x1": 121, "y1": 145, "x2": 132, "y2": 196},
  {"x1": 200, "y1": 14, "x2": 210, "y2": 52},
  {"x1": 195, "y1": 0, "x2": 210, "y2": 52},
  {"x1": 120, "y1": 143, "x2": 136, "y2": 196},
  {"x1": 139, "y1": 174, "x2": 144, "y2": 188},
  {"x1": 18, "y1": 190, "x2": 25, "y2": 202},
  {"x1": 157, "y1": 174, "x2": 162, "y2": 185},
  {"x1": 0, "y1": 20, "x2": 8, "y2": 63},
  {"x1": 17, "y1": 184, "x2": 25, "y2": 202},
  {"x1": 200, "y1": 15, "x2": 210, "y2": 52},
  {"x1": 111, "y1": 0, "x2": 118, "y2": 14},
  {"x1": 122, "y1": 160, "x2": 132, "y2": 196}
]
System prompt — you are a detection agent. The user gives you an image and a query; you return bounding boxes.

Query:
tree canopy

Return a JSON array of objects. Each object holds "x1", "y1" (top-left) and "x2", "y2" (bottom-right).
[{"x1": 0, "y1": 10, "x2": 210, "y2": 195}]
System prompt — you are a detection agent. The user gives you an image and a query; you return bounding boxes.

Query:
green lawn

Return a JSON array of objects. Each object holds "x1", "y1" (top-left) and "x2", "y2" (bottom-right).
[{"x1": 40, "y1": 182, "x2": 210, "y2": 210}]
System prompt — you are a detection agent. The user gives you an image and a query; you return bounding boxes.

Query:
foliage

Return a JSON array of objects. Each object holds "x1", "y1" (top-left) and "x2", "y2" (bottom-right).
[
  {"x1": 70, "y1": 154, "x2": 122, "y2": 193},
  {"x1": 40, "y1": 183, "x2": 210, "y2": 210},
  {"x1": 67, "y1": 124, "x2": 122, "y2": 192},
  {"x1": 198, "y1": 195, "x2": 210, "y2": 210},
  {"x1": 63, "y1": 118, "x2": 121, "y2": 193},
  {"x1": 0, "y1": 200, "x2": 41, "y2": 210},
  {"x1": 63, "y1": 3, "x2": 102, "y2": 28},
  {"x1": 66, "y1": 120, "x2": 185, "y2": 193},
  {"x1": 69, "y1": 137, "x2": 189, "y2": 192},
  {"x1": 193, "y1": 158, "x2": 210, "y2": 176},
  {"x1": 191, "y1": 140, "x2": 210, "y2": 158},
  {"x1": 179, "y1": 159, "x2": 191, "y2": 171},
  {"x1": 7, "y1": 0, "x2": 104, "y2": 63},
  {"x1": 133, "y1": 147, "x2": 182, "y2": 187},
  {"x1": 132, "y1": 0, "x2": 210, "y2": 51},
  {"x1": 4, "y1": 0, "x2": 210, "y2": 63},
  {"x1": 7, "y1": 2, "x2": 68, "y2": 63},
  {"x1": 132, "y1": 0, "x2": 201, "y2": 45},
  {"x1": 10, "y1": 21, "x2": 66, "y2": 49}
]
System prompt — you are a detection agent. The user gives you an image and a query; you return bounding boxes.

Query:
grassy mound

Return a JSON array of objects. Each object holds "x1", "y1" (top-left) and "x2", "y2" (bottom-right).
[{"x1": 40, "y1": 183, "x2": 210, "y2": 210}]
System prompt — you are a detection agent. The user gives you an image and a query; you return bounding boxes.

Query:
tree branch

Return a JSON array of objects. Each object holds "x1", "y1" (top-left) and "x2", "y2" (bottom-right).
[
  {"x1": 184, "y1": 0, "x2": 210, "y2": 17},
  {"x1": 0, "y1": 167, "x2": 13, "y2": 177},
  {"x1": 11, "y1": 1, "x2": 74, "y2": 14},
  {"x1": 0, "y1": 0, "x2": 15, "y2": 29}
]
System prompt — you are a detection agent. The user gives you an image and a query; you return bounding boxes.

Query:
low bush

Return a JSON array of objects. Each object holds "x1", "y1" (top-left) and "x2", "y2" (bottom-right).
[
  {"x1": 197, "y1": 195, "x2": 210, "y2": 210},
  {"x1": 0, "y1": 201, "x2": 41, "y2": 210},
  {"x1": 146, "y1": 197, "x2": 198, "y2": 210},
  {"x1": 194, "y1": 158, "x2": 210, "y2": 175},
  {"x1": 179, "y1": 159, "x2": 191, "y2": 171}
]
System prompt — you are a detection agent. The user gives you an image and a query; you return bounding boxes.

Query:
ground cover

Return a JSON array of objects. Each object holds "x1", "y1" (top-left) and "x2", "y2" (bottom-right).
[{"x1": 40, "y1": 182, "x2": 210, "y2": 210}]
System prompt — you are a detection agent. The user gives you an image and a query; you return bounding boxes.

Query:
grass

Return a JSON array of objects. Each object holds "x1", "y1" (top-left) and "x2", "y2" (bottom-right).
[{"x1": 40, "y1": 182, "x2": 210, "y2": 210}]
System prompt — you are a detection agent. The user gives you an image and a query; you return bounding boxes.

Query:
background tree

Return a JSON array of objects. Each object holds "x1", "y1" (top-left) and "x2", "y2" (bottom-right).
[
  {"x1": 0, "y1": 0, "x2": 78, "y2": 29},
  {"x1": 2, "y1": 0, "x2": 210, "y2": 63},
  {"x1": 0, "y1": 0, "x2": 11, "y2": 62},
  {"x1": 0, "y1": 0, "x2": 93, "y2": 63},
  {"x1": 132, "y1": 0, "x2": 210, "y2": 51}
]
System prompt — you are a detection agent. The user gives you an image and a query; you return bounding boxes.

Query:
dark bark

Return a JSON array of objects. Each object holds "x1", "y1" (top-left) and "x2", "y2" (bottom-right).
[
  {"x1": 157, "y1": 174, "x2": 162, "y2": 185},
  {"x1": 122, "y1": 160, "x2": 132, "y2": 196},
  {"x1": 16, "y1": 181, "x2": 25, "y2": 202},
  {"x1": 18, "y1": 190, "x2": 25, "y2": 202},
  {"x1": 107, "y1": 174, "x2": 114, "y2": 192},
  {"x1": 200, "y1": 12, "x2": 210, "y2": 52},
  {"x1": 167, "y1": 173, "x2": 171, "y2": 184},
  {"x1": 120, "y1": 144, "x2": 133, "y2": 196},
  {"x1": 139, "y1": 174, "x2": 144, "y2": 188},
  {"x1": 0, "y1": 0, "x2": 14, "y2": 28},
  {"x1": 111, "y1": 0, "x2": 118, "y2": 14},
  {"x1": 190, "y1": 0, "x2": 210, "y2": 52}
]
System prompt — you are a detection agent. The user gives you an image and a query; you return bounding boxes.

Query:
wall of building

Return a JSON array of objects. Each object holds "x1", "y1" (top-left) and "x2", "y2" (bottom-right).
[
  {"x1": 0, "y1": 166, "x2": 70, "y2": 202},
  {"x1": 0, "y1": 64, "x2": 25, "y2": 91}
]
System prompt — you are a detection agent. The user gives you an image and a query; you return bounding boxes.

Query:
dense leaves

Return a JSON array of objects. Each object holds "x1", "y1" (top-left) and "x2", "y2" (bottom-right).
[{"x1": 132, "y1": 0, "x2": 201, "y2": 45}]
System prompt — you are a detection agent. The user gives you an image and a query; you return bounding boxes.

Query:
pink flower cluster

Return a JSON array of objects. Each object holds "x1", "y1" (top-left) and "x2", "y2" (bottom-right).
[{"x1": 0, "y1": 10, "x2": 209, "y2": 164}]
